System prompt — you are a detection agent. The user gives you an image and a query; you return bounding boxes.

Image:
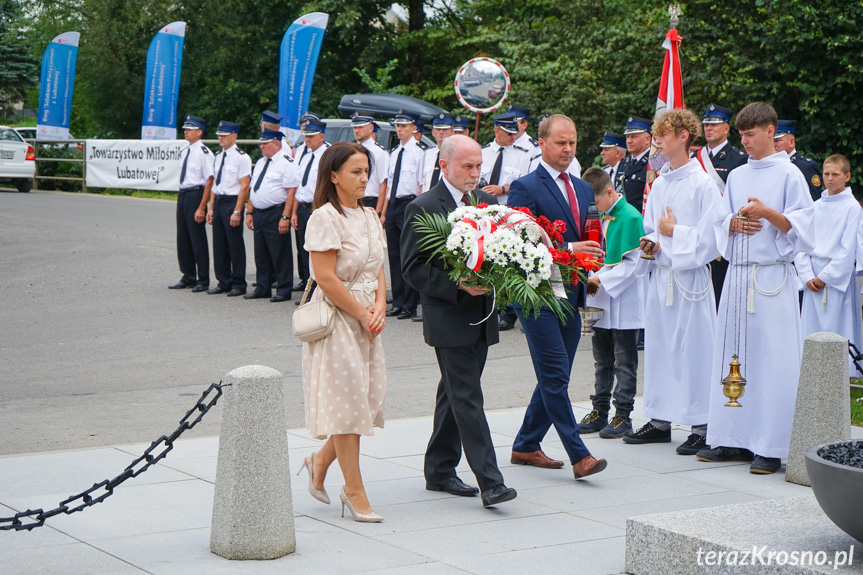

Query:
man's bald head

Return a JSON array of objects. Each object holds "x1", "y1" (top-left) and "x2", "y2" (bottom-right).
[{"x1": 439, "y1": 135, "x2": 482, "y2": 194}]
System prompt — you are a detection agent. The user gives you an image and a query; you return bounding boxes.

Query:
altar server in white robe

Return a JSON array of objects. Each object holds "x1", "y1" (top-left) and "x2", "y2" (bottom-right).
[
  {"x1": 623, "y1": 109, "x2": 722, "y2": 455},
  {"x1": 698, "y1": 102, "x2": 814, "y2": 475},
  {"x1": 796, "y1": 154, "x2": 862, "y2": 377}
]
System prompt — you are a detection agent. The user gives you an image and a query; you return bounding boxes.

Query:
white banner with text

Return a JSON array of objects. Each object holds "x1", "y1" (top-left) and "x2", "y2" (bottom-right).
[{"x1": 85, "y1": 139, "x2": 189, "y2": 191}]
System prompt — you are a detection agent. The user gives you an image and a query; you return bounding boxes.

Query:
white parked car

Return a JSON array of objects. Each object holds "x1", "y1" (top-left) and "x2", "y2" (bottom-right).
[{"x1": 0, "y1": 126, "x2": 36, "y2": 193}]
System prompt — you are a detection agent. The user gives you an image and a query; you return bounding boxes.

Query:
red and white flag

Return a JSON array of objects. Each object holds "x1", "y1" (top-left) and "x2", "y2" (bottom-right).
[
  {"x1": 655, "y1": 28, "x2": 685, "y2": 115},
  {"x1": 644, "y1": 27, "x2": 685, "y2": 213}
]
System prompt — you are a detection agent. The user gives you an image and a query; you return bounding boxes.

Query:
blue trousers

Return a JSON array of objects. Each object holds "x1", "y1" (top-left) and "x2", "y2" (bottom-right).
[{"x1": 513, "y1": 300, "x2": 591, "y2": 464}]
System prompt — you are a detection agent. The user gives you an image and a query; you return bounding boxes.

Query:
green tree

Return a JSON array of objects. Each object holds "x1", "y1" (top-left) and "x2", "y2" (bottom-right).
[{"x1": 0, "y1": 0, "x2": 38, "y2": 116}]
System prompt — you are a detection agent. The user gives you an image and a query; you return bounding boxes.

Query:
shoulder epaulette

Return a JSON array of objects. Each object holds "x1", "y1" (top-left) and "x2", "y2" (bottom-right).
[
  {"x1": 237, "y1": 149, "x2": 246, "y2": 155},
  {"x1": 529, "y1": 137, "x2": 538, "y2": 147},
  {"x1": 283, "y1": 154, "x2": 294, "y2": 162},
  {"x1": 201, "y1": 146, "x2": 210, "y2": 154},
  {"x1": 731, "y1": 146, "x2": 745, "y2": 156},
  {"x1": 513, "y1": 144, "x2": 529, "y2": 153},
  {"x1": 530, "y1": 152, "x2": 542, "y2": 161},
  {"x1": 376, "y1": 142, "x2": 386, "y2": 151},
  {"x1": 482, "y1": 143, "x2": 493, "y2": 149},
  {"x1": 324, "y1": 142, "x2": 332, "y2": 147},
  {"x1": 215, "y1": 149, "x2": 223, "y2": 156}
]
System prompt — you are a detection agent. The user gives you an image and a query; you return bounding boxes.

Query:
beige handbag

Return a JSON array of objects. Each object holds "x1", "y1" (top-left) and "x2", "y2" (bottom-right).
[{"x1": 292, "y1": 209, "x2": 373, "y2": 343}]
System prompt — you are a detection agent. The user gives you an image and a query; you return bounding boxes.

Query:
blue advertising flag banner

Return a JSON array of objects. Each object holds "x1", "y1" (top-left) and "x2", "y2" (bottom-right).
[
  {"x1": 278, "y1": 12, "x2": 329, "y2": 141},
  {"x1": 37, "y1": 32, "x2": 80, "y2": 140},
  {"x1": 141, "y1": 22, "x2": 186, "y2": 140}
]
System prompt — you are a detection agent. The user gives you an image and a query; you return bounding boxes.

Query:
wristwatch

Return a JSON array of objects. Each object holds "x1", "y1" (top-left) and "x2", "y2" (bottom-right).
[
  {"x1": 281, "y1": 215, "x2": 289, "y2": 220},
  {"x1": 232, "y1": 211, "x2": 241, "y2": 216}
]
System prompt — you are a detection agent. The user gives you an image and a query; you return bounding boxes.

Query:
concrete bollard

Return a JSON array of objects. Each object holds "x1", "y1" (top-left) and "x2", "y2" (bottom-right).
[
  {"x1": 210, "y1": 365, "x2": 295, "y2": 559},
  {"x1": 785, "y1": 332, "x2": 852, "y2": 486}
]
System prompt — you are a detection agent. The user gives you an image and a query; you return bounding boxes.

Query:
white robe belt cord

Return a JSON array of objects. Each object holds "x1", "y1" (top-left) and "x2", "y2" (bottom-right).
[
  {"x1": 656, "y1": 265, "x2": 712, "y2": 306},
  {"x1": 732, "y1": 261, "x2": 789, "y2": 313},
  {"x1": 811, "y1": 256, "x2": 832, "y2": 312}
]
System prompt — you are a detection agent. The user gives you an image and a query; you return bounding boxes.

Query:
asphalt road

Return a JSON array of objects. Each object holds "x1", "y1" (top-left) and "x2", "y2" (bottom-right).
[{"x1": 0, "y1": 189, "x2": 642, "y2": 456}]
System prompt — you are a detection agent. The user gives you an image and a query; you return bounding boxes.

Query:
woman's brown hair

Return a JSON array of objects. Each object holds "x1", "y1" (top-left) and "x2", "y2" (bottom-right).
[{"x1": 313, "y1": 141, "x2": 373, "y2": 216}]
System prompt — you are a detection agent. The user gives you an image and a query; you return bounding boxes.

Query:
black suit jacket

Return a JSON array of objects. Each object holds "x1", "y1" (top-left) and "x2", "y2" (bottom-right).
[{"x1": 400, "y1": 182, "x2": 499, "y2": 348}]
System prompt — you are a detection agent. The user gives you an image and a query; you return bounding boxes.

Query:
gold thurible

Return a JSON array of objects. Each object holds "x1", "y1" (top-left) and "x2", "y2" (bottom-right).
[{"x1": 721, "y1": 354, "x2": 747, "y2": 407}]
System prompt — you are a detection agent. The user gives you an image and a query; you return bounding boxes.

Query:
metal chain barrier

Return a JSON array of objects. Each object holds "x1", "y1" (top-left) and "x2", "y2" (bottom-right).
[{"x1": 0, "y1": 382, "x2": 227, "y2": 531}]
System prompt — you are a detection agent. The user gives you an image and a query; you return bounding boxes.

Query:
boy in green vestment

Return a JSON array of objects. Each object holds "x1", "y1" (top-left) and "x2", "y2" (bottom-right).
[{"x1": 578, "y1": 168, "x2": 646, "y2": 438}]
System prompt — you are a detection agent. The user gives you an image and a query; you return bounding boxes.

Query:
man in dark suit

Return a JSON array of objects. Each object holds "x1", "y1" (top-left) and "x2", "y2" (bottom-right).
[
  {"x1": 507, "y1": 114, "x2": 608, "y2": 480},
  {"x1": 401, "y1": 135, "x2": 517, "y2": 508}
]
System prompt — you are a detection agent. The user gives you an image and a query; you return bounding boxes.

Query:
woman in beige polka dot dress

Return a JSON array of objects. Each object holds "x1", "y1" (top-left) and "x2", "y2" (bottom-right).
[{"x1": 296, "y1": 142, "x2": 388, "y2": 523}]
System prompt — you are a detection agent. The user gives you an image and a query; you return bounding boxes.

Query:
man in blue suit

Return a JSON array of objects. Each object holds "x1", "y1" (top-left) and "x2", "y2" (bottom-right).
[{"x1": 506, "y1": 114, "x2": 608, "y2": 479}]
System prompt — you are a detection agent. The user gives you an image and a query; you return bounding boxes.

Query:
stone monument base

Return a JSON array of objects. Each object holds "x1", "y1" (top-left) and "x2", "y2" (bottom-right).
[{"x1": 626, "y1": 496, "x2": 860, "y2": 574}]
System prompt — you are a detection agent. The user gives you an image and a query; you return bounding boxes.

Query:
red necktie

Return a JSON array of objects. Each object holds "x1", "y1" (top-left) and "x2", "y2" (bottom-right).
[{"x1": 559, "y1": 172, "x2": 581, "y2": 236}]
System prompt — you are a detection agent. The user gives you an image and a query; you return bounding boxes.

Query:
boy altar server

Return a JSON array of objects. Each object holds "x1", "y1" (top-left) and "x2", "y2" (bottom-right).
[
  {"x1": 698, "y1": 102, "x2": 814, "y2": 474},
  {"x1": 579, "y1": 167, "x2": 646, "y2": 439},
  {"x1": 625, "y1": 109, "x2": 722, "y2": 456},
  {"x1": 795, "y1": 154, "x2": 861, "y2": 377}
]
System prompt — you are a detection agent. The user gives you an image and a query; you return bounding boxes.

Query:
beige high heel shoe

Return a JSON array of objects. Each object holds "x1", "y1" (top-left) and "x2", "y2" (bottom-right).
[
  {"x1": 339, "y1": 488, "x2": 383, "y2": 523},
  {"x1": 297, "y1": 452, "x2": 330, "y2": 504}
]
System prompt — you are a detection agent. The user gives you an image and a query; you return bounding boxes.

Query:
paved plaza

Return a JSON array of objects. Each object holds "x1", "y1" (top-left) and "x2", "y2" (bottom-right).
[{"x1": 1, "y1": 190, "x2": 860, "y2": 574}]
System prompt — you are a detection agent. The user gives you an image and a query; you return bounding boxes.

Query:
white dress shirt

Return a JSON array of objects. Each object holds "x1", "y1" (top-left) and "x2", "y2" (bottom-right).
[
  {"x1": 249, "y1": 153, "x2": 299, "y2": 210},
  {"x1": 212, "y1": 144, "x2": 252, "y2": 196},
  {"x1": 481, "y1": 139, "x2": 529, "y2": 204},
  {"x1": 361, "y1": 138, "x2": 389, "y2": 198},
  {"x1": 294, "y1": 143, "x2": 329, "y2": 204},
  {"x1": 178, "y1": 140, "x2": 214, "y2": 189},
  {"x1": 387, "y1": 138, "x2": 425, "y2": 199}
]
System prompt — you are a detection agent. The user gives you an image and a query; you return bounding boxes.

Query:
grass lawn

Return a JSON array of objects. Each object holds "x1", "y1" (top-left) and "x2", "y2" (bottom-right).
[{"x1": 852, "y1": 386, "x2": 863, "y2": 427}]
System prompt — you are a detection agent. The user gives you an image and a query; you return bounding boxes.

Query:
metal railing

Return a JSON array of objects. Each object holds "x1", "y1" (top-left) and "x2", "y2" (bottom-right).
[{"x1": 24, "y1": 138, "x2": 269, "y2": 193}]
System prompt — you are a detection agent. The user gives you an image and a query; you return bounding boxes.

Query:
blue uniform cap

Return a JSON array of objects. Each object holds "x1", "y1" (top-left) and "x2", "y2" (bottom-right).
[
  {"x1": 452, "y1": 115, "x2": 469, "y2": 132},
  {"x1": 431, "y1": 112, "x2": 455, "y2": 129},
  {"x1": 600, "y1": 130, "x2": 626, "y2": 149},
  {"x1": 351, "y1": 113, "x2": 374, "y2": 127},
  {"x1": 215, "y1": 120, "x2": 240, "y2": 136},
  {"x1": 413, "y1": 123, "x2": 424, "y2": 134},
  {"x1": 493, "y1": 112, "x2": 519, "y2": 134},
  {"x1": 300, "y1": 111, "x2": 322, "y2": 123},
  {"x1": 774, "y1": 119, "x2": 796, "y2": 138},
  {"x1": 623, "y1": 115, "x2": 653, "y2": 135},
  {"x1": 702, "y1": 104, "x2": 734, "y2": 124},
  {"x1": 535, "y1": 112, "x2": 552, "y2": 128},
  {"x1": 258, "y1": 129, "x2": 284, "y2": 142},
  {"x1": 182, "y1": 115, "x2": 206, "y2": 131},
  {"x1": 393, "y1": 109, "x2": 419, "y2": 125},
  {"x1": 508, "y1": 104, "x2": 530, "y2": 121},
  {"x1": 261, "y1": 110, "x2": 282, "y2": 125},
  {"x1": 301, "y1": 117, "x2": 327, "y2": 135}
]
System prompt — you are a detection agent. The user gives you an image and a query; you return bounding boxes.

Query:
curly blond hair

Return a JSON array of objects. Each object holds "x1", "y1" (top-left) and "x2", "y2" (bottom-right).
[{"x1": 653, "y1": 109, "x2": 702, "y2": 148}]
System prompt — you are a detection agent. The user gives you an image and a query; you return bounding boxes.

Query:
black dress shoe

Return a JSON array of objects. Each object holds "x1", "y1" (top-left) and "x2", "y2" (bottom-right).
[
  {"x1": 191, "y1": 284, "x2": 208, "y2": 293},
  {"x1": 292, "y1": 282, "x2": 307, "y2": 291},
  {"x1": 481, "y1": 484, "x2": 517, "y2": 507},
  {"x1": 270, "y1": 294, "x2": 291, "y2": 303},
  {"x1": 385, "y1": 307, "x2": 403, "y2": 317},
  {"x1": 397, "y1": 309, "x2": 417, "y2": 320},
  {"x1": 168, "y1": 281, "x2": 194, "y2": 289},
  {"x1": 206, "y1": 287, "x2": 228, "y2": 295},
  {"x1": 412, "y1": 314, "x2": 423, "y2": 322},
  {"x1": 426, "y1": 477, "x2": 479, "y2": 497},
  {"x1": 243, "y1": 291, "x2": 271, "y2": 300},
  {"x1": 226, "y1": 288, "x2": 246, "y2": 297},
  {"x1": 498, "y1": 318, "x2": 515, "y2": 331}
]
